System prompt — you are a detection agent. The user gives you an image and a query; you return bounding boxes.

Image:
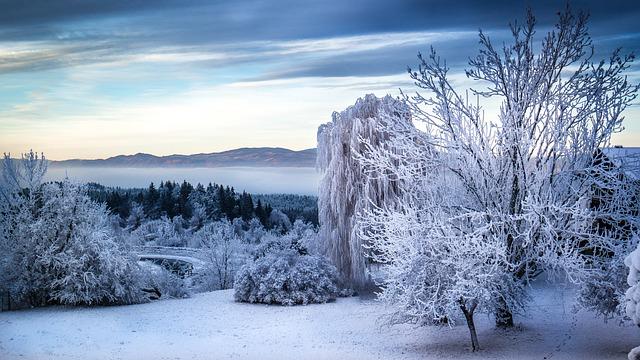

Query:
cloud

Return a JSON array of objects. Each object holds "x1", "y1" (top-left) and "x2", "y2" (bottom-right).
[
  {"x1": 0, "y1": 0, "x2": 637, "y2": 79},
  {"x1": 0, "y1": 74, "x2": 412, "y2": 159},
  {"x1": 1, "y1": 0, "x2": 639, "y2": 158}
]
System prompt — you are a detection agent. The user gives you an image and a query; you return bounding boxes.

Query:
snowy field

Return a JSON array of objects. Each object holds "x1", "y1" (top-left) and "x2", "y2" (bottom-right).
[{"x1": 1, "y1": 281, "x2": 637, "y2": 360}]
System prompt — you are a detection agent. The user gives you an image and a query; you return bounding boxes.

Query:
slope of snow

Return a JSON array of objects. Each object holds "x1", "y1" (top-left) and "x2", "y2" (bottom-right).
[{"x1": 0, "y1": 282, "x2": 637, "y2": 360}]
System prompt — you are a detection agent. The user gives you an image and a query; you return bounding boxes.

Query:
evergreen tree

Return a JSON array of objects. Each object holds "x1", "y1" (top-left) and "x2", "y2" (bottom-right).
[
  {"x1": 144, "y1": 182, "x2": 160, "y2": 219},
  {"x1": 178, "y1": 180, "x2": 193, "y2": 219}
]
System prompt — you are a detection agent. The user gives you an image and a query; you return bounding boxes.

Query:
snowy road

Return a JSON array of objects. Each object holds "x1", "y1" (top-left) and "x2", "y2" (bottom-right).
[{"x1": 0, "y1": 284, "x2": 637, "y2": 360}]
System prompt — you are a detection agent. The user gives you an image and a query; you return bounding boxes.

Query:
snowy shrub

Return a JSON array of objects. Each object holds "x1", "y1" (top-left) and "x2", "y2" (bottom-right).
[
  {"x1": 1, "y1": 176, "x2": 145, "y2": 307},
  {"x1": 290, "y1": 219, "x2": 319, "y2": 255},
  {"x1": 139, "y1": 262, "x2": 190, "y2": 299},
  {"x1": 234, "y1": 236, "x2": 339, "y2": 305},
  {"x1": 131, "y1": 216, "x2": 186, "y2": 247},
  {"x1": 243, "y1": 218, "x2": 267, "y2": 244},
  {"x1": 268, "y1": 208, "x2": 291, "y2": 232},
  {"x1": 578, "y1": 255, "x2": 631, "y2": 320},
  {"x1": 625, "y1": 242, "x2": 640, "y2": 359},
  {"x1": 626, "y1": 244, "x2": 640, "y2": 324}
]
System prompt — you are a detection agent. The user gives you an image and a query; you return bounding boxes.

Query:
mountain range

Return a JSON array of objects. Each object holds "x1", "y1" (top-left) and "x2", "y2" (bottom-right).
[{"x1": 50, "y1": 147, "x2": 317, "y2": 168}]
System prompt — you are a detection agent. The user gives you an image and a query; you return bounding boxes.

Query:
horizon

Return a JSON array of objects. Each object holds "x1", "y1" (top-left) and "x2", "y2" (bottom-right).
[
  {"x1": 26, "y1": 144, "x2": 640, "y2": 162},
  {"x1": 47, "y1": 146, "x2": 316, "y2": 162},
  {"x1": 1, "y1": 0, "x2": 639, "y2": 159}
]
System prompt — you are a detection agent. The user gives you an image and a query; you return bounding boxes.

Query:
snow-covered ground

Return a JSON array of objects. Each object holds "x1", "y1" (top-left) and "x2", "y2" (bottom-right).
[{"x1": 1, "y1": 282, "x2": 638, "y2": 360}]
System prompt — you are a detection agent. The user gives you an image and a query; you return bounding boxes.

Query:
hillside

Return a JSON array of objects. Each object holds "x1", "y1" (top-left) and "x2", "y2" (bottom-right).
[
  {"x1": 1, "y1": 282, "x2": 635, "y2": 359},
  {"x1": 50, "y1": 147, "x2": 317, "y2": 168}
]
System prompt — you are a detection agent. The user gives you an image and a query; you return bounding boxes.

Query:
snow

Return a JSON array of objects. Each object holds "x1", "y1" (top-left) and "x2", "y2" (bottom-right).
[
  {"x1": 317, "y1": 94, "x2": 407, "y2": 288},
  {"x1": 1, "y1": 281, "x2": 637, "y2": 360},
  {"x1": 626, "y1": 243, "x2": 640, "y2": 360}
]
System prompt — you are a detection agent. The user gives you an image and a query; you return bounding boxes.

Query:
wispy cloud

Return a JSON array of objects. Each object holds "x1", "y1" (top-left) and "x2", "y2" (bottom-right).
[{"x1": 0, "y1": 0, "x2": 638, "y2": 159}]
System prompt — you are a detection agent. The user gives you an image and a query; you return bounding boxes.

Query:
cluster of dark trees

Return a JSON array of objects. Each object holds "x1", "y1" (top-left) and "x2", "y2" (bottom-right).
[
  {"x1": 87, "y1": 181, "x2": 318, "y2": 228},
  {"x1": 253, "y1": 194, "x2": 318, "y2": 226}
]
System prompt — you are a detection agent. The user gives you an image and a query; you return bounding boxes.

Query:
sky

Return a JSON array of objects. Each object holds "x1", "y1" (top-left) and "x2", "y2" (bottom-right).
[{"x1": 0, "y1": 0, "x2": 639, "y2": 160}]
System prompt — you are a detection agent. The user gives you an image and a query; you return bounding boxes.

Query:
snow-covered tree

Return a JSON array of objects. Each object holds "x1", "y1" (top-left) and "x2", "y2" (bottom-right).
[
  {"x1": 1, "y1": 152, "x2": 146, "y2": 307},
  {"x1": 268, "y1": 208, "x2": 291, "y2": 232},
  {"x1": 1, "y1": 151, "x2": 49, "y2": 305},
  {"x1": 1, "y1": 172, "x2": 144, "y2": 306},
  {"x1": 193, "y1": 219, "x2": 247, "y2": 290},
  {"x1": 131, "y1": 216, "x2": 185, "y2": 247},
  {"x1": 38, "y1": 181, "x2": 144, "y2": 305},
  {"x1": 0, "y1": 150, "x2": 47, "y2": 203},
  {"x1": 243, "y1": 218, "x2": 267, "y2": 244},
  {"x1": 356, "y1": 6, "x2": 638, "y2": 347},
  {"x1": 125, "y1": 202, "x2": 146, "y2": 231},
  {"x1": 188, "y1": 203, "x2": 207, "y2": 231},
  {"x1": 576, "y1": 148, "x2": 640, "y2": 320},
  {"x1": 289, "y1": 219, "x2": 319, "y2": 255},
  {"x1": 317, "y1": 94, "x2": 409, "y2": 288}
]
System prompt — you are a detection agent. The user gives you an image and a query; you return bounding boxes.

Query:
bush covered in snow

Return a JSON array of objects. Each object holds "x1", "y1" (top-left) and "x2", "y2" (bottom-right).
[
  {"x1": 130, "y1": 216, "x2": 187, "y2": 247},
  {"x1": 625, "y1": 243, "x2": 640, "y2": 324},
  {"x1": 624, "y1": 242, "x2": 640, "y2": 360},
  {"x1": 139, "y1": 262, "x2": 190, "y2": 299},
  {"x1": 0, "y1": 176, "x2": 145, "y2": 307},
  {"x1": 233, "y1": 235, "x2": 339, "y2": 305},
  {"x1": 578, "y1": 254, "x2": 631, "y2": 321}
]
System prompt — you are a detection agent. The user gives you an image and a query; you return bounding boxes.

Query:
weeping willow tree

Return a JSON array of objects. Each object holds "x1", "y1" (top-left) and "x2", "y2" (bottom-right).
[{"x1": 316, "y1": 94, "x2": 410, "y2": 288}]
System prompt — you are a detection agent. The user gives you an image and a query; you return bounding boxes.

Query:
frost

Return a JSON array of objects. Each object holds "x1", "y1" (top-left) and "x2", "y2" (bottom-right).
[
  {"x1": 317, "y1": 94, "x2": 408, "y2": 288},
  {"x1": 233, "y1": 235, "x2": 339, "y2": 305}
]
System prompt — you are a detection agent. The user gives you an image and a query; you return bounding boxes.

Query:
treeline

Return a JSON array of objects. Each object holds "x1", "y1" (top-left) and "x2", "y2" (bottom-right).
[
  {"x1": 253, "y1": 194, "x2": 318, "y2": 226},
  {"x1": 87, "y1": 181, "x2": 318, "y2": 229}
]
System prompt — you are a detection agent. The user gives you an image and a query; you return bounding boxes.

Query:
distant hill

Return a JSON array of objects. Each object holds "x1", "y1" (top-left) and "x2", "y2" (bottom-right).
[{"x1": 50, "y1": 147, "x2": 317, "y2": 168}]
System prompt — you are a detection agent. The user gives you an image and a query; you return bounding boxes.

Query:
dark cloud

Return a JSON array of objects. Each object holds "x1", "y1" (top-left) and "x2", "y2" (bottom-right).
[
  {"x1": 0, "y1": 0, "x2": 638, "y2": 78},
  {"x1": 2, "y1": 0, "x2": 639, "y2": 41},
  {"x1": 0, "y1": 0, "x2": 183, "y2": 26}
]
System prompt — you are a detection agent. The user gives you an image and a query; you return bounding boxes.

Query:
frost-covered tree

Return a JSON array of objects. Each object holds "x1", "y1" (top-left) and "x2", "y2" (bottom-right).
[
  {"x1": 1, "y1": 152, "x2": 145, "y2": 307},
  {"x1": 317, "y1": 94, "x2": 409, "y2": 288},
  {"x1": 131, "y1": 216, "x2": 186, "y2": 247},
  {"x1": 1, "y1": 159, "x2": 144, "y2": 307},
  {"x1": 193, "y1": 219, "x2": 247, "y2": 290},
  {"x1": 268, "y1": 208, "x2": 291, "y2": 232},
  {"x1": 0, "y1": 150, "x2": 47, "y2": 206},
  {"x1": 38, "y1": 181, "x2": 144, "y2": 305},
  {"x1": 290, "y1": 219, "x2": 319, "y2": 255},
  {"x1": 0, "y1": 152, "x2": 49, "y2": 306},
  {"x1": 357, "y1": 6, "x2": 638, "y2": 344},
  {"x1": 577, "y1": 153, "x2": 640, "y2": 320},
  {"x1": 125, "y1": 201, "x2": 146, "y2": 231},
  {"x1": 244, "y1": 218, "x2": 267, "y2": 244},
  {"x1": 188, "y1": 203, "x2": 207, "y2": 231}
]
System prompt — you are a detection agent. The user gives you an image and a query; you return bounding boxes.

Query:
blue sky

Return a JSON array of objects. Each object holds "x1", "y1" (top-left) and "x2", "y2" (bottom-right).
[{"x1": 0, "y1": 0, "x2": 638, "y2": 160}]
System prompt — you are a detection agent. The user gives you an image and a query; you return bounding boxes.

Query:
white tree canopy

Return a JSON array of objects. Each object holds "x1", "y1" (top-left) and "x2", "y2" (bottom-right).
[
  {"x1": 317, "y1": 94, "x2": 410, "y2": 288},
  {"x1": 356, "y1": 7, "x2": 638, "y2": 350}
]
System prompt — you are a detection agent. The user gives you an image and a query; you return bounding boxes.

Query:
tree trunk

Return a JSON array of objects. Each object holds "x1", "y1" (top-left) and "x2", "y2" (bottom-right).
[
  {"x1": 495, "y1": 297, "x2": 514, "y2": 328},
  {"x1": 460, "y1": 300, "x2": 480, "y2": 352}
]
